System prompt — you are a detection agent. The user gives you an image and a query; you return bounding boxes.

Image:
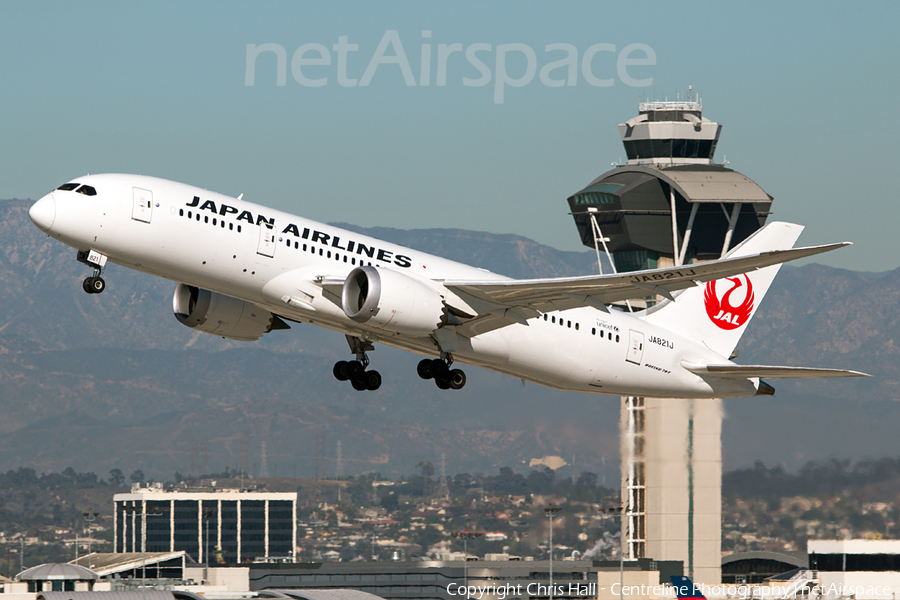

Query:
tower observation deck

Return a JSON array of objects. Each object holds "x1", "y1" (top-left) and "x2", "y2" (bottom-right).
[{"x1": 568, "y1": 95, "x2": 772, "y2": 273}]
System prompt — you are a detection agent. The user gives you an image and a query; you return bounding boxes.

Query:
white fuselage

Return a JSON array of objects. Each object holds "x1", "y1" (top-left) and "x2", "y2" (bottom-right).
[{"x1": 30, "y1": 174, "x2": 759, "y2": 398}]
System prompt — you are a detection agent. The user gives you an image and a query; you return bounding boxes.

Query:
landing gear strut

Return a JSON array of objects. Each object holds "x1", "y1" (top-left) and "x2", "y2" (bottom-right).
[
  {"x1": 417, "y1": 355, "x2": 466, "y2": 390},
  {"x1": 77, "y1": 249, "x2": 107, "y2": 294},
  {"x1": 334, "y1": 335, "x2": 382, "y2": 391}
]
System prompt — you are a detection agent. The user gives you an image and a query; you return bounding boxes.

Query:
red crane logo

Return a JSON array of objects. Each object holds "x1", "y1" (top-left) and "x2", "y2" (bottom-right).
[{"x1": 704, "y1": 275, "x2": 754, "y2": 330}]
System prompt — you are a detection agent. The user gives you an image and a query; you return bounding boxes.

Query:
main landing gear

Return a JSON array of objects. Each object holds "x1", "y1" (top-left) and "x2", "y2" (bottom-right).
[
  {"x1": 334, "y1": 335, "x2": 382, "y2": 391},
  {"x1": 417, "y1": 356, "x2": 466, "y2": 390},
  {"x1": 77, "y1": 249, "x2": 107, "y2": 294}
]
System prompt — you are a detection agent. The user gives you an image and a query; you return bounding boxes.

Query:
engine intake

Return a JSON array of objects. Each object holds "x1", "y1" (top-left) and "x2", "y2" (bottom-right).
[
  {"x1": 172, "y1": 283, "x2": 289, "y2": 341},
  {"x1": 342, "y1": 266, "x2": 444, "y2": 336}
]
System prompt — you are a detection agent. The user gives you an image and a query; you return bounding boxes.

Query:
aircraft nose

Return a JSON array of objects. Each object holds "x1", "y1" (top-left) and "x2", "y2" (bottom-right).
[{"x1": 29, "y1": 194, "x2": 56, "y2": 232}]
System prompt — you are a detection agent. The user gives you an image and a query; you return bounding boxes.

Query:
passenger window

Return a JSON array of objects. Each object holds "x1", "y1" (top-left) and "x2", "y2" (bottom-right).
[
  {"x1": 76, "y1": 185, "x2": 97, "y2": 196},
  {"x1": 567, "y1": 321, "x2": 571, "y2": 328},
  {"x1": 551, "y1": 316, "x2": 556, "y2": 323},
  {"x1": 544, "y1": 314, "x2": 548, "y2": 321},
  {"x1": 352, "y1": 258, "x2": 356, "y2": 265},
  {"x1": 56, "y1": 183, "x2": 80, "y2": 191},
  {"x1": 229, "y1": 223, "x2": 234, "y2": 230},
  {"x1": 179, "y1": 209, "x2": 184, "y2": 217},
  {"x1": 303, "y1": 244, "x2": 307, "y2": 251},
  {"x1": 592, "y1": 328, "x2": 596, "y2": 335},
  {"x1": 213, "y1": 218, "x2": 217, "y2": 226},
  {"x1": 616, "y1": 335, "x2": 620, "y2": 342},
  {"x1": 237, "y1": 225, "x2": 242, "y2": 232},
  {"x1": 575, "y1": 323, "x2": 579, "y2": 331}
]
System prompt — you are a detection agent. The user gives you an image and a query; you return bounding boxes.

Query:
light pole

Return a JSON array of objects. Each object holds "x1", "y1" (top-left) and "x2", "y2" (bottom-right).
[
  {"x1": 600, "y1": 505, "x2": 625, "y2": 600},
  {"x1": 451, "y1": 530, "x2": 483, "y2": 592},
  {"x1": 203, "y1": 508, "x2": 216, "y2": 580},
  {"x1": 544, "y1": 505, "x2": 562, "y2": 600},
  {"x1": 123, "y1": 504, "x2": 168, "y2": 589},
  {"x1": 82, "y1": 510, "x2": 99, "y2": 570}
]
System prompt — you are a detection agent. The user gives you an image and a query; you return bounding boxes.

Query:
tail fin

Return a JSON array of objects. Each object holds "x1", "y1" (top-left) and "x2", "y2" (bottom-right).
[
  {"x1": 644, "y1": 222, "x2": 803, "y2": 359},
  {"x1": 670, "y1": 576, "x2": 705, "y2": 599}
]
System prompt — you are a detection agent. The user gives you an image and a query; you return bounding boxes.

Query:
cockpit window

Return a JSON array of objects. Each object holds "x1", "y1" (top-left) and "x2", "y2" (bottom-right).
[
  {"x1": 76, "y1": 185, "x2": 97, "y2": 196},
  {"x1": 57, "y1": 183, "x2": 80, "y2": 191}
]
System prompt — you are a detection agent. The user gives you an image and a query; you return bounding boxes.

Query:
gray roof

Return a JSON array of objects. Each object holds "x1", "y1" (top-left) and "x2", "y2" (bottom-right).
[
  {"x1": 38, "y1": 593, "x2": 176, "y2": 600},
  {"x1": 261, "y1": 590, "x2": 386, "y2": 600},
  {"x1": 17, "y1": 563, "x2": 98, "y2": 581},
  {"x1": 588, "y1": 164, "x2": 772, "y2": 204},
  {"x1": 70, "y1": 551, "x2": 188, "y2": 577},
  {"x1": 722, "y1": 550, "x2": 808, "y2": 568}
]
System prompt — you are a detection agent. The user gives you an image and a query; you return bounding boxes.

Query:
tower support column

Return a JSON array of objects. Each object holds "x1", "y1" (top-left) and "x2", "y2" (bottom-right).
[{"x1": 622, "y1": 397, "x2": 722, "y2": 584}]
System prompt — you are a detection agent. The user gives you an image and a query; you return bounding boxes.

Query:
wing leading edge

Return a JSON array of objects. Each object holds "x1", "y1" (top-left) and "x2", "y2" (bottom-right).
[{"x1": 444, "y1": 241, "x2": 849, "y2": 314}]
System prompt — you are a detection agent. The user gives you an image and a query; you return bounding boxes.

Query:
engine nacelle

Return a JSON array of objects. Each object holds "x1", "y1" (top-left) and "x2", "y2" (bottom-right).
[
  {"x1": 342, "y1": 266, "x2": 444, "y2": 336},
  {"x1": 172, "y1": 283, "x2": 288, "y2": 341}
]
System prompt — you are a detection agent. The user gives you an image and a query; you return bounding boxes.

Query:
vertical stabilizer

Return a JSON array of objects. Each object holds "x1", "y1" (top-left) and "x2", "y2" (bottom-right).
[{"x1": 643, "y1": 222, "x2": 803, "y2": 358}]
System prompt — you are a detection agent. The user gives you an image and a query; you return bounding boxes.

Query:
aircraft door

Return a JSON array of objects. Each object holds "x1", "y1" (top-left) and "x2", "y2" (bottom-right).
[
  {"x1": 257, "y1": 224, "x2": 276, "y2": 257},
  {"x1": 132, "y1": 187, "x2": 153, "y2": 223},
  {"x1": 626, "y1": 330, "x2": 644, "y2": 365}
]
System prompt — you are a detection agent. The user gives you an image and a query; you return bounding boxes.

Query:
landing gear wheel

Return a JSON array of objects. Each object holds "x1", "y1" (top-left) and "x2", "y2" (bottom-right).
[
  {"x1": 435, "y1": 375, "x2": 451, "y2": 390},
  {"x1": 364, "y1": 370, "x2": 382, "y2": 391},
  {"x1": 348, "y1": 360, "x2": 365, "y2": 379},
  {"x1": 430, "y1": 358, "x2": 449, "y2": 378},
  {"x1": 417, "y1": 359, "x2": 434, "y2": 380},
  {"x1": 83, "y1": 276, "x2": 105, "y2": 294},
  {"x1": 448, "y1": 369, "x2": 466, "y2": 390},
  {"x1": 350, "y1": 378, "x2": 367, "y2": 391},
  {"x1": 333, "y1": 361, "x2": 350, "y2": 381}
]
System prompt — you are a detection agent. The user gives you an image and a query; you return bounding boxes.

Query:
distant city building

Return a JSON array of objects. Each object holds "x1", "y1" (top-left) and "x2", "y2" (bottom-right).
[
  {"x1": 809, "y1": 539, "x2": 900, "y2": 600},
  {"x1": 114, "y1": 484, "x2": 297, "y2": 563}
]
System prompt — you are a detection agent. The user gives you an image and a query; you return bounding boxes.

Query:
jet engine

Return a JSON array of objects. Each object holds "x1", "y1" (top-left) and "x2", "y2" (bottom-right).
[
  {"x1": 341, "y1": 266, "x2": 444, "y2": 336},
  {"x1": 172, "y1": 283, "x2": 289, "y2": 341}
]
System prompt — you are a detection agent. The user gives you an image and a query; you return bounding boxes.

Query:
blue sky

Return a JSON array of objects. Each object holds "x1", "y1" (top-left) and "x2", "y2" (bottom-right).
[{"x1": 2, "y1": 1, "x2": 898, "y2": 271}]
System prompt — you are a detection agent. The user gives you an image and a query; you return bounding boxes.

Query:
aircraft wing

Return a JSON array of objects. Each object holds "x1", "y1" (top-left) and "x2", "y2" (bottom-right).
[
  {"x1": 683, "y1": 364, "x2": 870, "y2": 379},
  {"x1": 443, "y1": 242, "x2": 849, "y2": 315}
]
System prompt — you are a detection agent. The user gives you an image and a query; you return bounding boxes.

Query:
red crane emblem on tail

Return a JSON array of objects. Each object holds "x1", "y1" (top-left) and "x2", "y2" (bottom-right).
[{"x1": 704, "y1": 275, "x2": 754, "y2": 330}]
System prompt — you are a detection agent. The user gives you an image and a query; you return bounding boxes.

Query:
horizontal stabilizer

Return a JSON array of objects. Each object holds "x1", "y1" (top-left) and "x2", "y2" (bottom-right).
[{"x1": 683, "y1": 363, "x2": 870, "y2": 379}]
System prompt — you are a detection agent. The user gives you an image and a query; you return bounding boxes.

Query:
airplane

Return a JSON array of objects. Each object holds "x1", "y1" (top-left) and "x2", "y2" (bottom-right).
[
  {"x1": 27, "y1": 174, "x2": 867, "y2": 396},
  {"x1": 670, "y1": 576, "x2": 706, "y2": 600}
]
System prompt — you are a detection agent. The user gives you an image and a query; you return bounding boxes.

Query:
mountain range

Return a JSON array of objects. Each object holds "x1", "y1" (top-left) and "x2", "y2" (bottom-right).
[{"x1": 0, "y1": 198, "x2": 896, "y2": 480}]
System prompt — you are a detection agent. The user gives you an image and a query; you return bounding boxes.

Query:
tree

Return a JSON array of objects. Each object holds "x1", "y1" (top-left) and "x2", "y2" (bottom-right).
[
  {"x1": 109, "y1": 468, "x2": 125, "y2": 486},
  {"x1": 129, "y1": 469, "x2": 145, "y2": 484}
]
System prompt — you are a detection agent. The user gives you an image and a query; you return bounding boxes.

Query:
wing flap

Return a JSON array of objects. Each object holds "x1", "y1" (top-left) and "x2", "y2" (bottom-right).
[{"x1": 683, "y1": 363, "x2": 870, "y2": 379}]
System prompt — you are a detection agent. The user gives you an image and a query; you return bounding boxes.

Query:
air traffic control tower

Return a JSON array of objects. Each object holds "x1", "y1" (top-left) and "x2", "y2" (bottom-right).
[
  {"x1": 567, "y1": 95, "x2": 773, "y2": 584},
  {"x1": 568, "y1": 96, "x2": 771, "y2": 275}
]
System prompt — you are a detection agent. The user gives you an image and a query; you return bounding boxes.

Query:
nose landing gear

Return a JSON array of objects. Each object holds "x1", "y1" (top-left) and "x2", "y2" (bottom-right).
[
  {"x1": 417, "y1": 355, "x2": 466, "y2": 390},
  {"x1": 334, "y1": 335, "x2": 382, "y2": 391},
  {"x1": 77, "y1": 249, "x2": 108, "y2": 294}
]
